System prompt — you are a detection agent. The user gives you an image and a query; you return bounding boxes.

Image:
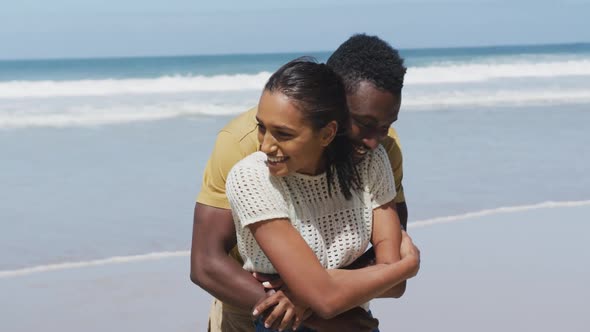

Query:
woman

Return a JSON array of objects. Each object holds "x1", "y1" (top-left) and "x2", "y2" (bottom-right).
[{"x1": 226, "y1": 58, "x2": 420, "y2": 331}]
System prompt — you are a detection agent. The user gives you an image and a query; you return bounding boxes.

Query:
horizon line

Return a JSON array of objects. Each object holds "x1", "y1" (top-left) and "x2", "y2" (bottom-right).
[{"x1": 2, "y1": 41, "x2": 590, "y2": 62}]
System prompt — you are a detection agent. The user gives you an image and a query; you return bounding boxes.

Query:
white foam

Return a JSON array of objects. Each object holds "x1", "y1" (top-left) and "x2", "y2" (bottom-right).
[
  {"x1": 408, "y1": 200, "x2": 590, "y2": 229},
  {"x1": 407, "y1": 59, "x2": 590, "y2": 84},
  {"x1": 403, "y1": 88, "x2": 590, "y2": 109},
  {"x1": 1, "y1": 199, "x2": 589, "y2": 279},
  {"x1": 0, "y1": 251, "x2": 189, "y2": 279},
  {"x1": 2, "y1": 85, "x2": 589, "y2": 129},
  {"x1": 2, "y1": 59, "x2": 590, "y2": 99},
  {"x1": 0, "y1": 72, "x2": 272, "y2": 99},
  {"x1": 0, "y1": 103, "x2": 252, "y2": 129}
]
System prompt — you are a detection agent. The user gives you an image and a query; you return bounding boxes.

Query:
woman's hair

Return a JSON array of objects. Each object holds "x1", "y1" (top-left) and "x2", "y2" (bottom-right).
[{"x1": 264, "y1": 57, "x2": 360, "y2": 199}]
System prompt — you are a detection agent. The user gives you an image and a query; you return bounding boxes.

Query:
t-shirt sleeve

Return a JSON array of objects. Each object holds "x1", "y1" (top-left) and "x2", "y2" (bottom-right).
[
  {"x1": 226, "y1": 160, "x2": 289, "y2": 228},
  {"x1": 383, "y1": 127, "x2": 406, "y2": 204},
  {"x1": 196, "y1": 131, "x2": 246, "y2": 209},
  {"x1": 368, "y1": 145, "x2": 398, "y2": 209}
]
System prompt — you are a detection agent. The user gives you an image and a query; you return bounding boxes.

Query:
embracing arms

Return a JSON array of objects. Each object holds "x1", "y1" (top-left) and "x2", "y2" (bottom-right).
[
  {"x1": 190, "y1": 203, "x2": 267, "y2": 309},
  {"x1": 248, "y1": 214, "x2": 419, "y2": 319}
]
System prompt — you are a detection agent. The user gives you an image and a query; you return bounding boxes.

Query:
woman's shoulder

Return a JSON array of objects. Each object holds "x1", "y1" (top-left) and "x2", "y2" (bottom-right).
[
  {"x1": 230, "y1": 151, "x2": 268, "y2": 172},
  {"x1": 359, "y1": 145, "x2": 389, "y2": 167},
  {"x1": 227, "y1": 151, "x2": 272, "y2": 189}
]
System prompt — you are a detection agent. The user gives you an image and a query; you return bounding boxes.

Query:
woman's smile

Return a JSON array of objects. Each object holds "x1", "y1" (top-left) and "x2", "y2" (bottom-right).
[{"x1": 266, "y1": 155, "x2": 290, "y2": 169}]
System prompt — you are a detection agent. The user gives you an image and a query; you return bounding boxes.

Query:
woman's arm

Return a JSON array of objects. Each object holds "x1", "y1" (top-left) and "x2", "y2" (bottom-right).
[{"x1": 248, "y1": 217, "x2": 419, "y2": 319}]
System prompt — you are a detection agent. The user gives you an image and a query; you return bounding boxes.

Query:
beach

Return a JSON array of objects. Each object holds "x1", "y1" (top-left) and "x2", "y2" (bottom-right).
[
  {"x1": 1, "y1": 44, "x2": 589, "y2": 331},
  {"x1": 2, "y1": 203, "x2": 589, "y2": 331}
]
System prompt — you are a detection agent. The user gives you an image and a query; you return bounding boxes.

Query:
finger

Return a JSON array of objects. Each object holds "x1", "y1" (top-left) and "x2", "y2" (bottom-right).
[
  {"x1": 252, "y1": 290, "x2": 277, "y2": 317},
  {"x1": 401, "y1": 231, "x2": 412, "y2": 243},
  {"x1": 293, "y1": 308, "x2": 311, "y2": 330},
  {"x1": 262, "y1": 278, "x2": 284, "y2": 289},
  {"x1": 278, "y1": 307, "x2": 295, "y2": 331},
  {"x1": 292, "y1": 314, "x2": 302, "y2": 331},
  {"x1": 264, "y1": 301, "x2": 286, "y2": 329}
]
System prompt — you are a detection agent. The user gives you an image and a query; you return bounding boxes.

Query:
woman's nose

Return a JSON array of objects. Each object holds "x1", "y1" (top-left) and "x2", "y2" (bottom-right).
[{"x1": 260, "y1": 133, "x2": 278, "y2": 153}]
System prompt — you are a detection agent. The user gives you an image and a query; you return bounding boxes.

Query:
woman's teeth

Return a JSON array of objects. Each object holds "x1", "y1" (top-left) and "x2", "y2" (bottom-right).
[{"x1": 267, "y1": 156, "x2": 288, "y2": 163}]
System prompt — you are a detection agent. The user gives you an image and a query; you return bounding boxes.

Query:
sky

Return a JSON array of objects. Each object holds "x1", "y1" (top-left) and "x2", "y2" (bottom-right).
[{"x1": 2, "y1": 0, "x2": 590, "y2": 59}]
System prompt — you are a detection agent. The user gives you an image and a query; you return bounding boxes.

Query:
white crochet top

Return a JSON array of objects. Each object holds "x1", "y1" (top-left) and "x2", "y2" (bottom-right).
[{"x1": 226, "y1": 145, "x2": 396, "y2": 274}]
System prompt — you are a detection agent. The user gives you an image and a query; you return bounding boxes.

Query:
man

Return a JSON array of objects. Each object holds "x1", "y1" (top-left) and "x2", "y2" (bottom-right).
[{"x1": 191, "y1": 34, "x2": 416, "y2": 331}]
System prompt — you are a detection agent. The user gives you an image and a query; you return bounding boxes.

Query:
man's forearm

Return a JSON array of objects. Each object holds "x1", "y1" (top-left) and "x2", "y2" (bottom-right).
[
  {"x1": 342, "y1": 247, "x2": 376, "y2": 270},
  {"x1": 396, "y1": 201, "x2": 408, "y2": 230},
  {"x1": 192, "y1": 252, "x2": 266, "y2": 309},
  {"x1": 190, "y1": 203, "x2": 267, "y2": 310}
]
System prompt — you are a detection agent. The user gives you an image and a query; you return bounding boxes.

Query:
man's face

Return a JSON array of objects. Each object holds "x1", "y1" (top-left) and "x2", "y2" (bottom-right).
[{"x1": 346, "y1": 81, "x2": 401, "y2": 157}]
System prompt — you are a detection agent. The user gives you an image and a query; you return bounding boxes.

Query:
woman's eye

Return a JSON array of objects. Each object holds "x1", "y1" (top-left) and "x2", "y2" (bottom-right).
[{"x1": 276, "y1": 131, "x2": 292, "y2": 139}]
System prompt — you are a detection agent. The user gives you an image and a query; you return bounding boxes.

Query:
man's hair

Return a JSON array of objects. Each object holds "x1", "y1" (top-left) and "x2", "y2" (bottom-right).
[{"x1": 327, "y1": 34, "x2": 407, "y2": 96}]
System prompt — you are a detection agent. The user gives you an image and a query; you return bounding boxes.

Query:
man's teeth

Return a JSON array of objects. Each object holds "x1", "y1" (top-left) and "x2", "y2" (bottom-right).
[
  {"x1": 355, "y1": 146, "x2": 368, "y2": 155},
  {"x1": 267, "y1": 156, "x2": 288, "y2": 163}
]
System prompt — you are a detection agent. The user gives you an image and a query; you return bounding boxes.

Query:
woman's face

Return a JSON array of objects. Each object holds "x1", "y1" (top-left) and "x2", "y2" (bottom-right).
[{"x1": 256, "y1": 91, "x2": 335, "y2": 177}]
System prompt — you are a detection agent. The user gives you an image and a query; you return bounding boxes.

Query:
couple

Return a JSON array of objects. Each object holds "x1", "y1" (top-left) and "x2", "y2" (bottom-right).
[{"x1": 191, "y1": 34, "x2": 421, "y2": 332}]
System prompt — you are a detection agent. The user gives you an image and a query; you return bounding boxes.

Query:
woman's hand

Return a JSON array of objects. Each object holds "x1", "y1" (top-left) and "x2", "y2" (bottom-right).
[
  {"x1": 253, "y1": 272, "x2": 284, "y2": 290},
  {"x1": 400, "y1": 230, "x2": 421, "y2": 277},
  {"x1": 253, "y1": 287, "x2": 311, "y2": 331}
]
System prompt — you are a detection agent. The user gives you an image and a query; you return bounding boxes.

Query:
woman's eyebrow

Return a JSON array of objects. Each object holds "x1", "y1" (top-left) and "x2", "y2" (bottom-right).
[{"x1": 256, "y1": 117, "x2": 296, "y2": 132}]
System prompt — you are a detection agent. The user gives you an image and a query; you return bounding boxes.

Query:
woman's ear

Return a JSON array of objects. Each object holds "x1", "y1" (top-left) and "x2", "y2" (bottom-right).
[{"x1": 320, "y1": 121, "x2": 338, "y2": 147}]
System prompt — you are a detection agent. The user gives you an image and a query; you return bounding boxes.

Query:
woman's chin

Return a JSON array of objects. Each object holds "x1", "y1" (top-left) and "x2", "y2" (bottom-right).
[{"x1": 267, "y1": 164, "x2": 290, "y2": 177}]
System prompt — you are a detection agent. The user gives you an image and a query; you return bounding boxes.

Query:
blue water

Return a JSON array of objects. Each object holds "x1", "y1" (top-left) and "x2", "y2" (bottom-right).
[
  {"x1": 2, "y1": 43, "x2": 590, "y2": 81},
  {"x1": 1, "y1": 43, "x2": 589, "y2": 272}
]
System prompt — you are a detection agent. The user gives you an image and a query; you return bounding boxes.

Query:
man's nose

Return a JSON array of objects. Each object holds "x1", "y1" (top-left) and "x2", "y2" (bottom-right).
[{"x1": 362, "y1": 137, "x2": 380, "y2": 150}]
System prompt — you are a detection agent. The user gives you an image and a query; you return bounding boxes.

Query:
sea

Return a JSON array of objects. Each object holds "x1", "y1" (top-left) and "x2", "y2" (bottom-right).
[{"x1": 1, "y1": 43, "x2": 589, "y2": 331}]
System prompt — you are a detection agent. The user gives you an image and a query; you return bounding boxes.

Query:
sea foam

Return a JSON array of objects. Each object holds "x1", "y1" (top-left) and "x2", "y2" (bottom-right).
[
  {"x1": 2, "y1": 59, "x2": 590, "y2": 99},
  {"x1": 1, "y1": 200, "x2": 589, "y2": 278}
]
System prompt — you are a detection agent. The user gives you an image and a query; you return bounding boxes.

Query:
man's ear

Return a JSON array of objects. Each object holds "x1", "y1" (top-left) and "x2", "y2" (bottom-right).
[{"x1": 320, "y1": 121, "x2": 338, "y2": 147}]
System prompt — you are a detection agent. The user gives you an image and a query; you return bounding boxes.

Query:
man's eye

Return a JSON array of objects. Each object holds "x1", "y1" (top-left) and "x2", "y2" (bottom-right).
[
  {"x1": 353, "y1": 119, "x2": 373, "y2": 130},
  {"x1": 257, "y1": 124, "x2": 266, "y2": 133}
]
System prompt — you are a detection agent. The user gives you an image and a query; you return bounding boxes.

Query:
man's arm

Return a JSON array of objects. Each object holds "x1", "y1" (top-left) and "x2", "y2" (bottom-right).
[
  {"x1": 190, "y1": 203, "x2": 266, "y2": 309},
  {"x1": 396, "y1": 201, "x2": 408, "y2": 230}
]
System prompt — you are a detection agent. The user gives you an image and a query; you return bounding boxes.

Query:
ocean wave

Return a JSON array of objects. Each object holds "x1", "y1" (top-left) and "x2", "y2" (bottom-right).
[
  {"x1": 408, "y1": 200, "x2": 590, "y2": 229},
  {"x1": 0, "y1": 251, "x2": 189, "y2": 279},
  {"x1": 2, "y1": 59, "x2": 590, "y2": 99},
  {"x1": 1, "y1": 199, "x2": 588, "y2": 278},
  {"x1": 1, "y1": 87, "x2": 589, "y2": 129},
  {"x1": 403, "y1": 88, "x2": 590, "y2": 109},
  {"x1": 407, "y1": 59, "x2": 590, "y2": 84},
  {"x1": 0, "y1": 72, "x2": 272, "y2": 99},
  {"x1": 0, "y1": 103, "x2": 252, "y2": 129}
]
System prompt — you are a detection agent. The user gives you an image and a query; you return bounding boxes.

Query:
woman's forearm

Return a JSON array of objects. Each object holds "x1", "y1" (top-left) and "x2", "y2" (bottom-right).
[
  {"x1": 250, "y1": 219, "x2": 419, "y2": 319},
  {"x1": 314, "y1": 258, "x2": 416, "y2": 318}
]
